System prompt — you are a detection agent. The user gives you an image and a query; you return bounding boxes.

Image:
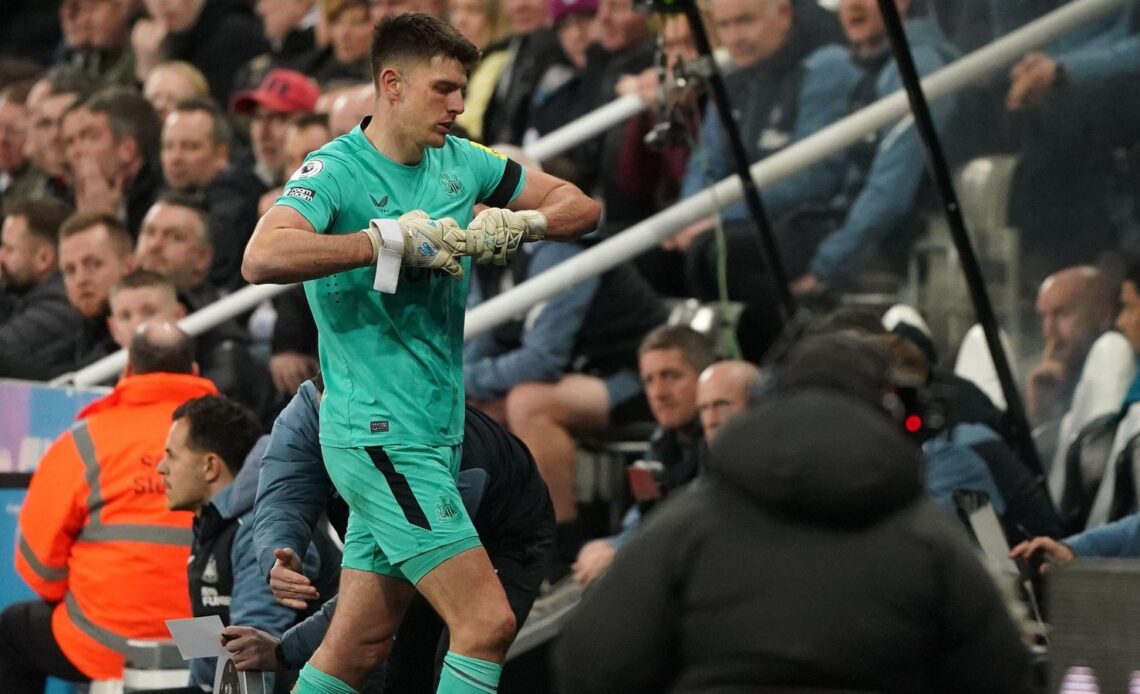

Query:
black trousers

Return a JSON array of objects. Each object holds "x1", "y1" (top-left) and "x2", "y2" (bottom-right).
[
  {"x1": 375, "y1": 501, "x2": 557, "y2": 693},
  {"x1": 0, "y1": 600, "x2": 89, "y2": 694}
]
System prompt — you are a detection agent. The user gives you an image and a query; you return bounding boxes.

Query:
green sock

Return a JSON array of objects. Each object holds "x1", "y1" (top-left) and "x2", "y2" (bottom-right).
[
  {"x1": 436, "y1": 651, "x2": 501, "y2": 694},
  {"x1": 292, "y1": 663, "x2": 358, "y2": 694}
]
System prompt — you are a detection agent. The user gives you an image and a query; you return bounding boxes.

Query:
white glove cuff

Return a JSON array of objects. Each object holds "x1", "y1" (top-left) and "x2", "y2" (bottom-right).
[
  {"x1": 370, "y1": 219, "x2": 405, "y2": 294},
  {"x1": 519, "y1": 210, "x2": 548, "y2": 240}
]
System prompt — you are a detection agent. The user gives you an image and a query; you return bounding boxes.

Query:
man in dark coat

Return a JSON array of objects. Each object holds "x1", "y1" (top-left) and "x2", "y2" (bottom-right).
[{"x1": 554, "y1": 387, "x2": 1034, "y2": 693}]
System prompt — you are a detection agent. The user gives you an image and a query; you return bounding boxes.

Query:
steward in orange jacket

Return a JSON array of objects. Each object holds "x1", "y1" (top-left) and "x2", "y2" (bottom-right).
[{"x1": 4, "y1": 322, "x2": 218, "y2": 688}]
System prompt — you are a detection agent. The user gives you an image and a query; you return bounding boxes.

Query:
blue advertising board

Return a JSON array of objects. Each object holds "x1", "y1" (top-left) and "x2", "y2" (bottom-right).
[{"x1": 0, "y1": 379, "x2": 106, "y2": 473}]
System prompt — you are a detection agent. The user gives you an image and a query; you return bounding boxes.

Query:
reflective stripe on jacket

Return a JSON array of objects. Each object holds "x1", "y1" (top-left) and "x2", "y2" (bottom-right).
[{"x1": 16, "y1": 372, "x2": 218, "y2": 679}]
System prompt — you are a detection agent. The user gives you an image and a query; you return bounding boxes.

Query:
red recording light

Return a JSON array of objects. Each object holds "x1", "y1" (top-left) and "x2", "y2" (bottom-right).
[{"x1": 904, "y1": 415, "x2": 923, "y2": 433}]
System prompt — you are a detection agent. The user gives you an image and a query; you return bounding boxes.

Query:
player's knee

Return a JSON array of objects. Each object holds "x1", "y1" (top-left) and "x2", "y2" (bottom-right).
[{"x1": 452, "y1": 604, "x2": 516, "y2": 654}]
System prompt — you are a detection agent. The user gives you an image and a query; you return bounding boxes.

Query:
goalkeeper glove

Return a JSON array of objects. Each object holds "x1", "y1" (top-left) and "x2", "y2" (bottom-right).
[
  {"x1": 462, "y1": 208, "x2": 548, "y2": 265},
  {"x1": 363, "y1": 211, "x2": 465, "y2": 292}
]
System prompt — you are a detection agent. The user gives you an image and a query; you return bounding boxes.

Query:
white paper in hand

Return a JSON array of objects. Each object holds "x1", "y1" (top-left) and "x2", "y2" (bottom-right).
[{"x1": 166, "y1": 615, "x2": 226, "y2": 660}]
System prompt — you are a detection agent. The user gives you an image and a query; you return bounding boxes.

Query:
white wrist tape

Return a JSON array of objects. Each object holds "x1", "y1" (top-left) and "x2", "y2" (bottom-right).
[{"x1": 369, "y1": 219, "x2": 405, "y2": 294}]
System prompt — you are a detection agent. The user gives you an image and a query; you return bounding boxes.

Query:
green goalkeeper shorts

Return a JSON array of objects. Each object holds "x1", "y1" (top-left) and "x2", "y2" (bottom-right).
[{"x1": 323, "y1": 443, "x2": 482, "y2": 584}]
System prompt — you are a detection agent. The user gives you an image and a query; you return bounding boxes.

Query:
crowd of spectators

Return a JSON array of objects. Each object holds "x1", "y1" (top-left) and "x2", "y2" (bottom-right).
[{"x1": 4, "y1": 0, "x2": 1140, "y2": 691}]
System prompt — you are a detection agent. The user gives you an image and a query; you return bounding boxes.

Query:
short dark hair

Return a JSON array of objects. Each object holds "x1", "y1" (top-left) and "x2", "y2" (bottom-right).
[
  {"x1": 112, "y1": 268, "x2": 178, "y2": 298},
  {"x1": 170, "y1": 97, "x2": 233, "y2": 148},
  {"x1": 290, "y1": 112, "x2": 331, "y2": 131},
  {"x1": 128, "y1": 322, "x2": 196, "y2": 375},
  {"x1": 58, "y1": 211, "x2": 134, "y2": 256},
  {"x1": 4, "y1": 197, "x2": 74, "y2": 247},
  {"x1": 370, "y1": 13, "x2": 480, "y2": 81},
  {"x1": 85, "y1": 86, "x2": 163, "y2": 165},
  {"x1": 172, "y1": 395, "x2": 262, "y2": 476},
  {"x1": 639, "y1": 324, "x2": 716, "y2": 372},
  {"x1": 153, "y1": 190, "x2": 213, "y2": 247}
]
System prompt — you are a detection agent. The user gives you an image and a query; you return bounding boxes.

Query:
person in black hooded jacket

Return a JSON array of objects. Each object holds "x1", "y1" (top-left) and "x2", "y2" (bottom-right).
[{"x1": 553, "y1": 387, "x2": 1034, "y2": 694}]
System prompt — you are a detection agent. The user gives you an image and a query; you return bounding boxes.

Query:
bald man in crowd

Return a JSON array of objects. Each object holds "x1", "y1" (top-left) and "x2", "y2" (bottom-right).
[
  {"x1": 1026, "y1": 266, "x2": 1117, "y2": 426},
  {"x1": 697, "y1": 360, "x2": 761, "y2": 444}
]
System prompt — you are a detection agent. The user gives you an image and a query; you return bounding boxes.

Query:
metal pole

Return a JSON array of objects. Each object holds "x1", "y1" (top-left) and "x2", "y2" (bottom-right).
[
  {"x1": 680, "y1": 0, "x2": 796, "y2": 323},
  {"x1": 875, "y1": 0, "x2": 1045, "y2": 478}
]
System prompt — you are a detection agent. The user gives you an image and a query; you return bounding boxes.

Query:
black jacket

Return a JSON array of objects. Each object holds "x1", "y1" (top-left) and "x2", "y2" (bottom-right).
[
  {"x1": 163, "y1": 0, "x2": 270, "y2": 105},
  {"x1": 198, "y1": 165, "x2": 266, "y2": 291},
  {"x1": 0, "y1": 273, "x2": 83, "y2": 380},
  {"x1": 555, "y1": 389, "x2": 1034, "y2": 694},
  {"x1": 481, "y1": 29, "x2": 566, "y2": 145}
]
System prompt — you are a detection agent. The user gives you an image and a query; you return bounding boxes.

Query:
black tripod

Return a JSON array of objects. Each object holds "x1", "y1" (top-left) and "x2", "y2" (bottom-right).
[{"x1": 643, "y1": 0, "x2": 796, "y2": 334}]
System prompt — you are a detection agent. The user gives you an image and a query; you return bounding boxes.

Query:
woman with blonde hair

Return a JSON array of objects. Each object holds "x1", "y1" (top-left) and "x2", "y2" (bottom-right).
[{"x1": 451, "y1": 0, "x2": 513, "y2": 141}]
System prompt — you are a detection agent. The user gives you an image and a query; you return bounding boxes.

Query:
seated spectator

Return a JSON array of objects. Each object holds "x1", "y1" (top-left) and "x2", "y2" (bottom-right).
[
  {"x1": 570, "y1": 325, "x2": 714, "y2": 585},
  {"x1": 143, "y1": 60, "x2": 211, "y2": 124},
  {"x1": 161, "y1": 98, "x2": 265, "y2": 289},
  {"x1": 230, "y1": 69, "x2": 320, "y2": 187},
  {"x1": 0, "y1": 80, "x2": 35, "y2": 209},
  {"x1": 1026, "y1": 265, "x2": 1119, "y2": 427},
  {"x1": 669, "y1": 0, "x2": 857, "y2": 358},
  {"x1": 134, "y1": 193, "x2": 216, "y2": 299},
  {"x1": 60, "y1": 87, "x2": 164, "y2": 236},
  {"x1": 519, "y1": 0, "x2": 597, "y2": 153},
  {"x1": 573, "y1": 357, "x2": 759, "y2": 587},
  {"x1": 450, "y1": 0, "x2": 512, "y2": 141},
  {"x1": 157, "y1": 394, "x2": 311, "y2": 691},
  {"x1": 0, "y1": 197, "x2": 81, "y2": 380},
  {"x1": 468, "y1": 253, "x2": 668, "y2": 575},
  {"x1": 1000, "y1": 2, "x2": 1139, "y2": 279},
  {"x1": 481, "y1": 0, "x2": 564, "y2": 145},
  {"x1": 132, "y1": 0, "x2": 269, "y2": 105},
  {"x1": 23, "y1": 67, "x2": 98, "y2": 205},
  {"x1": 58, "y1": 211, "x2": 136, "y2": 370},
  {"x1": 249, "y1": 0, "x2": 320, "y2": 73},
  {"x1": 696, "y1": 359, "x2": 760, "y2": 444},
  {"x1": 0, "y1": 321, "x2": 216, "y2": 690},
  {"x1": 56, "y1": 0, "x2": 136, "y2": 89},
  {"x1": 689, "y1": 0, "x2": 958, "y2": 340},
  {"x1": 556, "y1": 386, "x2": 1034, "y2": 693},
  {"x1": 310, "y1": 0, "x2": 374, "y2": 87},
  {"x1": 132, "y1": 200, "x2": 273, "y2": 412},
  {"x1": 549, "y1": 0, "x2": 657, "y2": 193}
]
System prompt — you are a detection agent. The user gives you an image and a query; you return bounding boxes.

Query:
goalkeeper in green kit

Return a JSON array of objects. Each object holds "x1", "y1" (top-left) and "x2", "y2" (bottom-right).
[{"x1": 242, "y1": 13, "x2": 599, "y2": 694}]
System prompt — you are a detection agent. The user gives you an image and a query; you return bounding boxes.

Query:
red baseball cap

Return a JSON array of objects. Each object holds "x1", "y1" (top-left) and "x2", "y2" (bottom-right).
[{"x1": 230, "y1": 69, "x2": 320, "y2": 115}]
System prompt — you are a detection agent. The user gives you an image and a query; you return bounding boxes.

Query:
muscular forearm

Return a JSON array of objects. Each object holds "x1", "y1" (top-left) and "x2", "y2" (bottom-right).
[
  {"x1": 534, "y1": 184, "x2": 600, "y2": 241},
  {"x1": 243, "y1": 225, "x2": 374, "y2": 285}
]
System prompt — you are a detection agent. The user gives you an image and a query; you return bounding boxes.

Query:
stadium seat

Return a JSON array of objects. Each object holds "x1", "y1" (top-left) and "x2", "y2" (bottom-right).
[
  {"x1": 1058, "y1": 413, "x2": 1121, "y2": 535},
  {"x1": 1049, "y1": 332, "x2": 1136, "y2": 510},
  {"x1": 1086, "y1": 407, "x2": 1140, "y2": 529},
  {"x1": 953, "y1": 322, "x2": 1018, "y2": 411}
]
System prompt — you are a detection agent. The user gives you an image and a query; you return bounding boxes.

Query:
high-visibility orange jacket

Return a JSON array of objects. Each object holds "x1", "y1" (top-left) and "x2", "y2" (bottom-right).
[{"x1": 15, "y1": 372, "x2": 219, "y2": 679}]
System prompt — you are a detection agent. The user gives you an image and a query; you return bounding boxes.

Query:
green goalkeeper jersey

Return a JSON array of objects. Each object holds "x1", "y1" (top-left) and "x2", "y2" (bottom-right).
[{"x1": 276, "y1": 118, "x2": 525, "y2": 447}]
